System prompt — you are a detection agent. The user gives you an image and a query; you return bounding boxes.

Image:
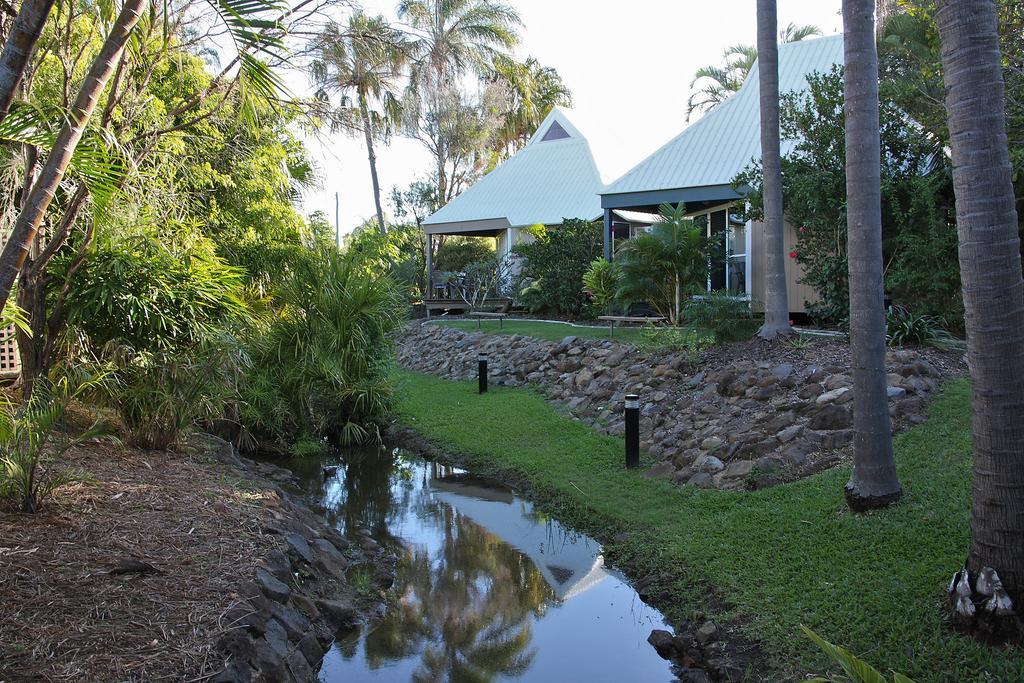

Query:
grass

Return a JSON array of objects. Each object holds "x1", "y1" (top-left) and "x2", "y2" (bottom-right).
[
  {"x1": 431, "y1": 318, "x2": 664, "y2": 343},
  {"x1": 394, "y1": 371, "x2": 1021, "y2": 682}
]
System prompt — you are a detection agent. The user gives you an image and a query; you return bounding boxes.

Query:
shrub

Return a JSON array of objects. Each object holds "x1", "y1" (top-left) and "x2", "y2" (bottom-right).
[
  {"x1": 0, "y1": 371, "x2": 111, "y2": 513},
  {"x1": 435, "y1": 236, "x2": 496, "y2": 272},
  {"x1": 513, "y1": 219, "x2": 603, "y2": 318},
  {"x1": 582, "y1": 258, "x2": 623, "y2": 316},
  {"x1": 240, "y1": 249, "x2": 405, "y2": 450},
  {"x1": 885, "y1": 305, "x2": 961, "y2": 350},
  {"x1": 634, "y1": 325, "x2": 715, "y2": 364},
  {"x1": 616, "y1": 204, "x2": 717, "y2": 325},
  {"x1": 684, "y1": 292, "x2": 758, "y2": 343},
  {"x1": 96, "y1": 337, "x2": 245, "y2": 450}
]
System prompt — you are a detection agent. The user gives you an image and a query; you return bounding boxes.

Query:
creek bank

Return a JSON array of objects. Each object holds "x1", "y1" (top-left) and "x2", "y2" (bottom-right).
[
  {"x1": 397, "y1": 322, "x2": 964, "y2": 490},
  {"x1": 207, "y1": 439, "x2": 396, "y2": 683},
  {"x1": 385, "y1": 423, "x2": 765, "y2": 682}
]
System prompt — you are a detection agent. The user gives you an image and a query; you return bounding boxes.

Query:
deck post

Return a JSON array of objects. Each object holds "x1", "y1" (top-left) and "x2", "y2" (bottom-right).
[
  {"x1": 424, "y1": 232, "x2": 433, "y2": 317},
  {"x1": 603, "y1": 208, "x2": 613, "y2": 261}
]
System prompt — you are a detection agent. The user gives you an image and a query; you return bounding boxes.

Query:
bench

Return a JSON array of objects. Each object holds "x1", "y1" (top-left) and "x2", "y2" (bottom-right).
[
  {"x1": 469, "y1": 311, "x2": 509, "y2": 329},
  {"x1": 598, "y1": 315, "x2": 666, "y2": 338}
]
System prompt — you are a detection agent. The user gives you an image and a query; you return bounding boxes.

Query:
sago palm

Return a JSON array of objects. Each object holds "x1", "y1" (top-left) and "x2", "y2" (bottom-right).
[{"x1": 313, "y1": 13, "x2": 408, "y2": 234}]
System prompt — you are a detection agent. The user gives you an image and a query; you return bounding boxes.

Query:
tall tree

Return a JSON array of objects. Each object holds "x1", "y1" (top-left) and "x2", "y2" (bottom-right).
[
  {"x1": 313, "y1": 12, "x2": 407, "y2": 234},
  {"x1": 488, "y1": 55, "x2": 572, "y2": 156},
  {"x1": 755, "y1": 0, "x2": 794, "y2": 339},
  {"x1": 398, "y1": 0, "x2": 520, "y2": 202},
  {"x1": 0, "y1": 0, "x2": 147, "y2": 312},
  {"x1": 0, "y1": 0, "x2": 56, "y2": 122},
  {"x1": 842, "y1": 0, "x2": 901, "y2": 510},
  {"x1": 936, "y1": 0, "x2": 1024, "y2": 621},
  {"x1": 687, "y1": 24, "x2": 821, "y2": 121}
]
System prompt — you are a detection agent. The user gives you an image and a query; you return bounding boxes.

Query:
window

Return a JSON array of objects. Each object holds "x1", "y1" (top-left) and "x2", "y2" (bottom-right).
[
  {"x1": 692, "y1": 206, "x2": 748, "y2": 296},
  {"x1": 540, "y1": 121, "x2": 571, "y2": 142}
]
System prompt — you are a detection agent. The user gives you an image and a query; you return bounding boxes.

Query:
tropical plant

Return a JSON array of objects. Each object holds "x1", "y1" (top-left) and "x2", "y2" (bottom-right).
[
  {"x1": 312, "y1": 13, "x2": 409, "y2": 234},
  {"x1": 240, "y1": 250, "x2": 406, "y2": 450},
  {"x1": 841, "y1": 0, "x2": 902, "y2": 511},
  {"x1": 435, "y1": 236, "x2": 495, "y2": 272},
  {"x1": 582, "y1": 258, "x2": 623, "y2": 316},
  {"x1": 398, "y1": 0, "x2": 522, "y2": 201},
  {"x1": 512, "y1": 219, "x2": 603, "y2": 318},
  {"x1": 755, "y1": 0, "x2": 794, "y2": 340},
  {"x1": 616, "y1": 204, "x2": 717, "y2": 326},
  {"x1": 802, "y1": 626, "x2": 917, "y2": 683},
  {"x1": 0, "y1": 370, "x2": 112, "y2": 513},
  {"x1": 684, "y1": 292, "x2": 758, "y2": 343},
  {"x1": 884, "y1": 305, "x2": 958, "y2": 348},
  {"x1": 487, "y1": 54, "x2": 572, "y2": 156},
  {"x1": 935, "y1": 0, "x2": 1024, "y2": 621},
  {"x1": 634, "y1": 325, "x2": 715, "y2": 363},
  {"x1": 686, "y1": 23, "x2": 821, "y2": 120}
]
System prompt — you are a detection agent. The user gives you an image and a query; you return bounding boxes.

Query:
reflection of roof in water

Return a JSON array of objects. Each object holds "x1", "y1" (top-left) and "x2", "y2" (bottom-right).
[{"x1": 430, "y1": 477, "x2": 607, "y2": 601}]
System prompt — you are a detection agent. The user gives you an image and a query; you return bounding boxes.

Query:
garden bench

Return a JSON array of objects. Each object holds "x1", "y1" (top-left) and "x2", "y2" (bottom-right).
[
  {"x1": 469, "y1": 311, "x2": 509, "y2": 329},
  {"x1": 598, "y1": 315, "x2": 666, "y2": 338}
]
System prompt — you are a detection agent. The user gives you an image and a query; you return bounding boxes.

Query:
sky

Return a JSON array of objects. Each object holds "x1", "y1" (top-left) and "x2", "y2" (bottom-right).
[{"x1": 297, "y1": 0, "x2": 844, "y2": 236}]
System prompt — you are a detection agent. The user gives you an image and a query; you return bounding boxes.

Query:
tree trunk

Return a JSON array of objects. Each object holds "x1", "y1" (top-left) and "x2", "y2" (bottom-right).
[
  {"x1": 0, "y1": 0, "x2": 145, "y2": 314},
  {"x1": 359, "y1": 94, "x2": 387, "y2": 235},
  {"x1": 0, "y1": 0, "x2": 57, "y2": 122},
  {"x1": 755, "y1": 0, "x2": 794, "y2": 340},
  {"x1": 936, "y1": 0, "x2": 1024, "y2": 612},
  {"x1": 842, "y1": 0, "x2": 901, "y2": 510}
]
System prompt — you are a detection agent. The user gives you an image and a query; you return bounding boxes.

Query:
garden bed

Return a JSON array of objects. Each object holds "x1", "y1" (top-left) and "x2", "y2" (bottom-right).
[{"x1": 0, "y1": 432, "x2": 391, "y2": 682}]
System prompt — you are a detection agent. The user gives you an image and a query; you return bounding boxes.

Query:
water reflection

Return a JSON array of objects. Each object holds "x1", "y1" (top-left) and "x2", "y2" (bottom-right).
[{"x1": 291, "y1": 447, "x2": 671, "y2": 682}]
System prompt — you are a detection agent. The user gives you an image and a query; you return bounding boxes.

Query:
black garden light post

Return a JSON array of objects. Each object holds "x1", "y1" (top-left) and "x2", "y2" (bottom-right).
[
  {"x1": 478, "y1": 354, "x2": 488, "y2": 394},
  {"x1": 625, "y1": 393, "x2": 640, "y2": 469}
]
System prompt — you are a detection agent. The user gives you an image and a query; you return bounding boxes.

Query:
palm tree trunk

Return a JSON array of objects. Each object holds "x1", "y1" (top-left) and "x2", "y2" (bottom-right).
[
  {"x1": 0, "y1": 0, "x2": 57, "y2": 122},
  {"x1": 936, "y1": 0, "x2": 1024, "y2": 611},
  {"x1": 358, "y1": 93, "x2": 387, "y2": 235},
  {"x1": 842, "y1": 0, "x2": 901, "y2": 510},
  {"x1": 755, "y1": 0, "x2": 794, "y2": 340},
  {"x1": 0, "y1": 0, "x2": 145, "y2": 313}
]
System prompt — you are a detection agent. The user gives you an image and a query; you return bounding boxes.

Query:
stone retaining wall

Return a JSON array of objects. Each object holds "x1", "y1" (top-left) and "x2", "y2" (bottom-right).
[{"x1": 396, "y1": 322, "x2": 954, "y2": 490}]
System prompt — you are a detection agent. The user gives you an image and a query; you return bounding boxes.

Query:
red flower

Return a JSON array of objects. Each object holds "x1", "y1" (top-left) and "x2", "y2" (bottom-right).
[{"x1": 789, "y1": 250, "x2": 798, "y2": 259}]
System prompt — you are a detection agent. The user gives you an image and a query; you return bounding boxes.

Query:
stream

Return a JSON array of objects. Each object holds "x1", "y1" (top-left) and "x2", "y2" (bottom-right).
[{"x1": 280, "y1": 445, "x2": 674, "y2": 682}]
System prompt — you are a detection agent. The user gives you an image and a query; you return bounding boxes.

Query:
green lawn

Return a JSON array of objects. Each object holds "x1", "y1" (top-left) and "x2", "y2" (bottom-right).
[
  {"x1": 394, "y1": 372, "x2": 1019, "y2": 682},
  {"x1": 431, "y1": 318, "x2": 680, "y2": 343}
]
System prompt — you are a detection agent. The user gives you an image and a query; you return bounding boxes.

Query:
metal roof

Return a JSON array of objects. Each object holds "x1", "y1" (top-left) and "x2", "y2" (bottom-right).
[
  {"x1": 422, "y1": 107, "x2": 605, "y2": 229},
  {"x1": 602, "y1": 34, "x2": 844, "y2": 198}
]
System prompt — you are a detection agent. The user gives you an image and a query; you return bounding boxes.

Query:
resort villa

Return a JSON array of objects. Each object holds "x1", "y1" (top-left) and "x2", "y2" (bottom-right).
[{"x1": 421, "y1": 34, "x2": 845, "y2": 316}]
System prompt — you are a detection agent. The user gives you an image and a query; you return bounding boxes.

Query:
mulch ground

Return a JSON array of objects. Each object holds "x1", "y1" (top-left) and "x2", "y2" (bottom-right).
[{"x1": 0, "y1": 437, "x2": 283, "y2": 682}]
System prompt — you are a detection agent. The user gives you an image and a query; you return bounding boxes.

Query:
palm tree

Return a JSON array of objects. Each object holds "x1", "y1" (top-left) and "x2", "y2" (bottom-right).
[
  {"x1": 488, "y1": 55, "x2": 572, "y2": 156},
  {"x1": 755, "y1": 0, "x2": 794, "y2": 340},
  {"x1": 398, "y1": 0, "x2": 521, "y2": 201},
  {"x1": 842, "y1": 0, "x2": 901, "y2": 510},
  {"x1": 0, "y1": 0, "x2": 57, "y2": 122},
  {"x1": 616, "y1": 204, "x2": 716, "y2": 326},
  {"x1": 687, "y1": 25, "x2": 821, "y2": 120},
  {"x1": 313, "y1": 13, "x2": 408, "y2": 234},
  {"x1": 935, "y1": 0, "x2": 1024, "y2": 616}
]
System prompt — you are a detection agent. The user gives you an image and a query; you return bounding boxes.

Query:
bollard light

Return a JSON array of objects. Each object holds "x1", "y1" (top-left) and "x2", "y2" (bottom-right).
[
  {"x1": 625, "y1": 393, "x2": 640, "y2": 469},
  {"x1": 478, "y1": 354, "x2": 488, "y2": 394}
]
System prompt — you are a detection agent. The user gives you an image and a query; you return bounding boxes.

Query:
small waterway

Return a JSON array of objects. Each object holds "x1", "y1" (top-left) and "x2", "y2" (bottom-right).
[{"x1": 282, "y1": 446, "x2": 674, "y2": 682}]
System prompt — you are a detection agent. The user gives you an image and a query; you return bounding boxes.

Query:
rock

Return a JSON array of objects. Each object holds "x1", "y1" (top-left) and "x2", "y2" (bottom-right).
[
  {"x1": 574, "y1": 368, "x2": 594, "y2": 387},
  {"x1": 679, "y1": 670, "x2": 712, "y2": 683},
  {"x1": 252, "y1": 637, "x2": 288, "y2": 681},
  {"x1": 287, "y1": 650, "x2": 315, "y2": 681},
  {"x1": 798, "y1": 383, "x2": 823, "y2": 400},
  {"x1": 258, "y1": 550, "x2": 293, "y2": 583},
  {"x1": 648, "y1": 629, "x2": 677, "y2": 659},
  {"x1": 699, "y1": 437, "x2": 723, "y2": 451},
  {"x1": 688, "y1": 472, "x2": 715, "y2": 489},
  {"x1": 816, "y1": 386, "x2": 852, "y2": 405},
  {"x1": 809, "y1": 404, "x2": 852, "y2": 430},
  {"x1": 695, "y1": 620, "x2": 719, "y2": 646},
  {"x1": 772, "y1": 363, "x2": 794, "y2": 381},
  {"x1": 315, "y1": 598, "x2": 359, "y2": 630},
  {"x1": 720, "y1": 460, "x2": 754, "y2": 480},
  {"x1": 688, "y1": 372, "x2": 705, "y2": 387},
  {"x1": 819, "y1": 429, "x2": 854, "y2": 450},
  {"x1": 646, "y1": 461, "x2": 676, "y2": 479},
  {"x1": 267, "y1": 600, "x2": 310, "y2": 640},
  {"x1": 285, "y1": 533, "x2": 315, "y2": 565},
  {"x1": 255, "y1": 567, "x2": 291, "y2": 603},
  {"x1": 755, "y1": 455, "x2": 783, "y2": 474},
  {"x1": 776, "y1": 424, "x2": 803, "y2": 443},
  {"x1": 694, "y1": 454, "x2": 725, "y2": 474},
  {"x1": 262, "y1": 618, "x2": 290, "y2": 659},
  {"x1": 886, "y1": 385, "x2": 907, "y2": 399},
  {"x1": 217, "y1": 628, "x2": 256, "y2": 662},
  {"x1": 823, "y1": 373, "x2": 850, "y2": 390},
  {"x1": 297, "y1": 632, "x2": 327, "y2": 667}
]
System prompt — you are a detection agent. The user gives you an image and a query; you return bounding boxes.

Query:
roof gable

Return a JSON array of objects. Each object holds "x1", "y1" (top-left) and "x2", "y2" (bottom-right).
[
  {"x1": 423, "y1": 108, "x2": 605, "y2": 229},
  {"x1": 602, "y1": 34, "x2": 844, "y2": 198}
]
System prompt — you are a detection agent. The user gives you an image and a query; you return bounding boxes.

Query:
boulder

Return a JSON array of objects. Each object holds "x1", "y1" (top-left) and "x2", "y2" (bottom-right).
[
  {"x1": 648, "y1": 629, "x2": 676, "y2": 659},
  {"x1": 816, "y1": 386, "x2": 852, "y2": 405},
  {"x1": 693, "y1": 454, "x2": 725, "y2": 473},
  {"x1": 255, "y1": 567, "x2": 291, "y2": 603},
  {"x1": 699, "y1": 437, "x2": 724, "y2": 452},
  {"x1": 809, "y1": 404, "x2": 852, "y2": 430},
  {"x1": 695, "y1": 620, "x2": 719, "y2": 646},
  {"x1": 646, "y1": 461, "x2": 676, "y2": 479}
]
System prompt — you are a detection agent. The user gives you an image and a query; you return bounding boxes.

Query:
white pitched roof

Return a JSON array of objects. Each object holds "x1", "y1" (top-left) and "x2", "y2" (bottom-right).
[
  {"x1": 603, "y1": 34, "x2": 844, "y2": 197},
  {"x1": 422, "y1": 107, "x2": 605, "y2": 229}
]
